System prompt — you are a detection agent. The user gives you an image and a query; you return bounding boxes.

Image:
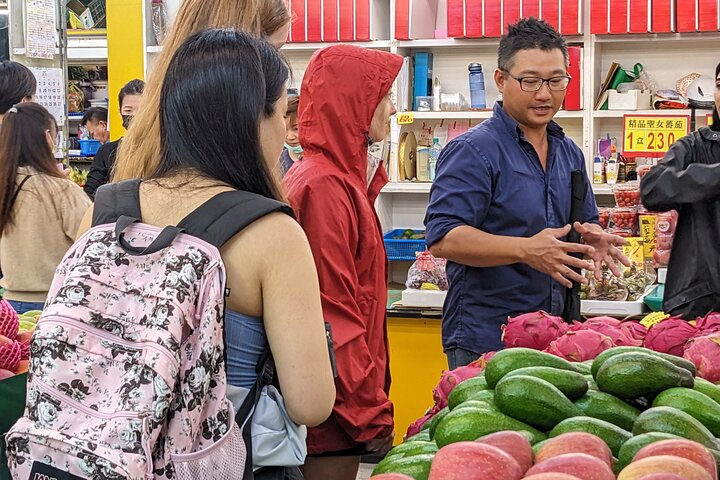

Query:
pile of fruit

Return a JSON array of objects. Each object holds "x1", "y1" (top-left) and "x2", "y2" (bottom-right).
[
  {"x1": 378, "y1": 346, "x2": 720, "y2": 479},
  {"x1": 67, "y1": 166, "x2": 89, "y2": 188},
  {"x1": 0, "y1": 300, "x2": 39, "y2": 379}
]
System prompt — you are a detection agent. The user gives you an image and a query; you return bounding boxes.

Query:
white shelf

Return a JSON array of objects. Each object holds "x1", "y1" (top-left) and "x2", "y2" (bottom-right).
[
  {"x1": 281, "y1": 40, "x2": 392, "y2": 52},
  {"x1": 397, "y1": 36, "x2": 584, "y2": 49},
  {"x1": 381, "y1": 182, "x2": 432, "y2": 194},
  {"x1": 592, "y1": 109, "x2": 695, "y2": 118},
  {"x1": 593, "y1": 32, "x2": 720, "y2": 44},
  {"x1": 405, "y1": 110, "x2": 584, "y2": 120},
  {"x1": 13, "y1": 35, "x2": 108, "y2": 62},
  {"x1": 592, "y1": 184, "x2": 615, "y2": 195}
]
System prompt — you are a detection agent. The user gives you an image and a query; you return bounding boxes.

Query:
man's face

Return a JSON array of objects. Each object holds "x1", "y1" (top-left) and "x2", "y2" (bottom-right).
[
  {"x1": 86, "y1": 119, "x2": 107, "y2": 141},
  {"x1": 495, "y1": 48, "x2": 568, "y2": 130}
]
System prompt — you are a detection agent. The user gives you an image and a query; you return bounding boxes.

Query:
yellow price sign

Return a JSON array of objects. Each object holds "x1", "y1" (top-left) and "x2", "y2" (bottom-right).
[
  {"x1": 708, "y1": 114, "x2": 714, "y2": 127},
  {"x1": 623, "y1": 115, "x2": 689, "y2": 156},
  {"x1": 397, "y1": 112, "x2": 415, "y2": 125}
]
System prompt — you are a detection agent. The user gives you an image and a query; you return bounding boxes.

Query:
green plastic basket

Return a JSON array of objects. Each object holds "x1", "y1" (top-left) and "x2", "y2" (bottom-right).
[{"x1": 644, "y1": 284, "x2": 664, "y2": 312}]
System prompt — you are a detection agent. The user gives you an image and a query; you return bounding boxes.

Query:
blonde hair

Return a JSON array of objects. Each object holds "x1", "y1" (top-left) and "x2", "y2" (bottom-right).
[{"x1": 112, "y1": 0, "x2": 290, "y2": 181}]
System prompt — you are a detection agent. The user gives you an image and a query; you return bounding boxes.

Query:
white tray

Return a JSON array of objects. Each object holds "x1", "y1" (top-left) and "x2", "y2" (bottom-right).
[
  {"x1": 581, "y1": 287, "x2": 652, "y2": 316},
  {"x1": 401, "y1": 289, "x2": 447, "y2": 308}
]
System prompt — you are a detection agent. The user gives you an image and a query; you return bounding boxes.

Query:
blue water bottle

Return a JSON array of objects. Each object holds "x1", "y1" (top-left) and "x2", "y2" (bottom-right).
[{"x1": 468, "y1": 63, "x2": 486, "y2": 110}]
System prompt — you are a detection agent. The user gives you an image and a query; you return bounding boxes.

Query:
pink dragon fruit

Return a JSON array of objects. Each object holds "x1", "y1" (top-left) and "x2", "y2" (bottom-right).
[
  {"x1": 432, "y1": 351, "x2": 495, "y2": 409},
  {"x1": 694, "y1": 312, "x2": 720, "y2": 335},
  {"x1": 684, "y1": 334, "x2": 720, "y2": 382},
  {"x1": 0, "y1": 340, "x2": 21, "y2": 373},
  {"x1": 570, "y1": 318, "x2": 642, "y2": 347},
  {"x1": 545, "y1": 330, "x2": 615, "y2": 362},
  {"x1": 0, "y1": 300, "x2": 19, "y2": 340},
  {"x1": 620, "y1": 321, "x2": 648, "y2": 342},
  {"x1": 502, "y1": 311, "x2": 568, "y2": 350},
  {"x1": 405, "y1": 404, "x2": 442, "y2": 438},
  {"x1": 643, "y1": 319, "x2": 697, "y2": 356}
]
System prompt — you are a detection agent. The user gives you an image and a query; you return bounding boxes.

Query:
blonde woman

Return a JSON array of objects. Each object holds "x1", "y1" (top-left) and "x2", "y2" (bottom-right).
[{"x1": 112, "y1": 0, "x2": 290, "y2": 181}]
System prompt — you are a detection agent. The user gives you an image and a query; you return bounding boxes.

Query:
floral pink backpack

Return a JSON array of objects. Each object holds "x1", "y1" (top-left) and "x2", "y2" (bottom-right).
[{"x1": 5, "y1": 180, "x2": 292, "y2": 480}]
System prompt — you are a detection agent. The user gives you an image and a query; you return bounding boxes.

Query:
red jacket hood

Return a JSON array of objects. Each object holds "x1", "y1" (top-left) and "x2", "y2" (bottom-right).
[{"x1": 298, "y1": 45, "x2": 403, "y2": 185}]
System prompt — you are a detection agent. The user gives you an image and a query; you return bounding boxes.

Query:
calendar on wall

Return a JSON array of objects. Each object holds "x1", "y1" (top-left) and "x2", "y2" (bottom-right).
[
  {"x1": 29, "y1": 67, "x2": 65, "y2": 123},
  {"x1": 26, "y1": 0, "x2": 57, "y2": 59}
]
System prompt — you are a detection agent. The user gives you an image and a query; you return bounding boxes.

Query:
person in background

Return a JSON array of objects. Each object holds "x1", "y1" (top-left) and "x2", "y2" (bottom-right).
[
  {"x1": 112, "y1": 0, "x2": 291, "y2": 181},
  {"x1": 284, "y1": 45, "x2": 402, "y2": 480},
  {"x1": 0, "y1": 103, "x2": 91, "y2": 313},
  {"x1": 424, "y1": 18, "x2": 629, "y2": 369},
  {"x1": 640, "y1": 62, "x2": 720, "y2": 319},
  {"x1": 75, "y1": 29, "x2": 335, "y2": 477},
  {"x1": 83, "y1": 79, "x2": 145, "y2": 199},
  {"x1": 279, "y1": 94, "x2": 301, "y2": 177},
  {"x1": 0, "y1": 60, "x2": 36, "y2": 125},
  {"x1": 80, "y1": 106, "x2": 109, "y2": 143}
]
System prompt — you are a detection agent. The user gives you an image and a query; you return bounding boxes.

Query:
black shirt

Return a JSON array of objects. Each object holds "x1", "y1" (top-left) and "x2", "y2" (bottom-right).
[{"x1": 83, "y1": 139, "x2": 120, "y2": 200}]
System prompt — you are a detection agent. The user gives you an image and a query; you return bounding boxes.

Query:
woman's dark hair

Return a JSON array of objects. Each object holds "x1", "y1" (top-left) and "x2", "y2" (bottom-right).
[
  {"x1": 498, "y1": 18, "x2": 568, "y2": 72},
  {"x1": 712, "y1": 62, "x2": 720, "y2": 131},
  {"x1": 0, "y1": 61, "x2": 37, "y2": 115},
  {"x1": 285, "y1": 95, "x2": 299, "y2": 119},
  {"x1": 119, "y1": 79, "x2": 145, "y2": 107},
  {"x1": 0, "y1": 103, "x2": 62, "y2": 234},
  {"x1": 155, "y1": 28, "x2": 288, "y2": 200}
]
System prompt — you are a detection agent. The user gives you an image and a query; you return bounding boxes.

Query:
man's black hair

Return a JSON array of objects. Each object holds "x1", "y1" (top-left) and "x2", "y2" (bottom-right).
[
  {"x1": 119, "y1": 79, "x2": 145, "y2": 107},
  {"x1": 81, "y1": 106, "x2": 108, "y2": 126},
  {"x1": 498, "y1": 18, "x2": 568, "y2": 72}
]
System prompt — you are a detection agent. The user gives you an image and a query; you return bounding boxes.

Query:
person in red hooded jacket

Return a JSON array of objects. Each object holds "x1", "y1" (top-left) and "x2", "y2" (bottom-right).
[{"x1": 283, "y1": 45, "x2": 403, "y2": 479}]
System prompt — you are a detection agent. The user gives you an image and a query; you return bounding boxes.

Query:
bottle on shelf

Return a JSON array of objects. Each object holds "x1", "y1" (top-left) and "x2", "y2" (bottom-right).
[
  {"x1": 152, "y1": 0, "x2": 169, "y2": 46},
  {"x1": 468, "y1": 63, "x2": 486, "y2": 110},
  {"x1": 428, "y1": 138, "x2": 442, "y2": 181},
  {"x1": 432, "y1": 76, "x2": 441, "y2": 112}
]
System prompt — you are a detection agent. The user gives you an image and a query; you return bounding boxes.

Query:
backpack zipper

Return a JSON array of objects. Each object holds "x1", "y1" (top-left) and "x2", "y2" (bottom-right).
[
  {"x1": 46, "y1": 315, "x2": 179, "y2": 371},
  {"x1": 34, "y1": 378, "x2": 156, "y2": 478},
  {"x1": 195, "y1": 260, "x2": 222, "y2": 320}
]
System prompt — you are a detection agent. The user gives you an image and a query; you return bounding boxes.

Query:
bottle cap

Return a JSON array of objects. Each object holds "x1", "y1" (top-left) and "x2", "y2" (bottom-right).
[
  {"x1": 468, "y1": 63, "x2": 482, "y2": 72},
  {"x1": 433, "y1": 138, "x2": 439, "y2": 142}
]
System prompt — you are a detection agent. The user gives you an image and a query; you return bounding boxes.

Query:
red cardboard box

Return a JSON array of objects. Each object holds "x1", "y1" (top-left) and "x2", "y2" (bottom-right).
[
  {"x1": 628, "y1": 0, "x2": 650, "y2": 32},
  {"x1": 522, "y1": 0, "x2": 541, "y2": 18},
  {"x1": 698, "y1": 0, "x2": 719, "y2": 30},
  {"x1": 540, "y1": 0, "x2": 560, "y2": 30},
  {"x1": 484, "y1": 0, "x2": 502, "y2": 37},
  {"x1": 560, "y1": 0, "x2": 582, "y2": 34},
  {"x1": 395, "y1": 0, "x2": 438, "y2": 40},
  {"x1": 323, "y1": 0, "x2": 339, "y2": 41},
  {"x1": 590, "y1": 0, "x2": 609, "y2": 33},
  {"x1": 651, "y1": 0, "x2": 675, "y2": 32},
  {"x1": 676, "y1": 0, "x2": 698, "y2": 31},
  {"x1": 503, "y1": 0, "x2": 522, "y2": 33},
  {"x1": 355, "y1": 0, "x2": 391, "y2": 40},
  {"x1": 466, "y1": 0, "x2": 484, "y2": 37},
  {"x1": 339, "y1": 0, "x2": 354, "y2": 40},
  {"x1": 564, "y1": 45, "x2": 582, "y2": 110},
  {"x1": 306, "y1": 0, "x2": 322, "y2": 41},
  {"x1": 609, "y1": 0, "x2": 628, "y2": 33},
  {"x1": 447, "y1": 0, "x2": 465, "y2": 37},
  {"x1": 289, "y1": 0, "x2": 306, "y2": 42}
]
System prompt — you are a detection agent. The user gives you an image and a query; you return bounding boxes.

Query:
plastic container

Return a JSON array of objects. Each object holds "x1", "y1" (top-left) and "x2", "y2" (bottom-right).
[
  {"x1": 383, "y1": 229, "x2": 427, "y2": 261},
  {"x1": 608, "y1": 228, "x2": 636, "y2": 238},
  {"x1": 415, "y1": 96, "x2": 433, "y2": 112},
  {"x1": 613, "y1": 181, "x2": 641, "y2": 207},
  {"x1": 598, "y1": 207, "x2": 612, "y2": 230},
  {"x1": 428, "y1": 138, "x2": 441, "y2": 181},
  {"x1": 79, "y1": 139, "x2": 102, "y2": 156},
  {"x1": 655, "y1": 210, "x2": 678, "y2": 236},
  {"x1": 637, "y1": 164, "x2": 653, "y2": 180},
  {"x1": 468, "y1": 63, "x2": 486, "y2": 109},
  {"x1": 611, "y1": 207, "x2": 639, "y2": 233},
  {"x1": 151, "y1": 0, "x2": 168, "y2": 45}
]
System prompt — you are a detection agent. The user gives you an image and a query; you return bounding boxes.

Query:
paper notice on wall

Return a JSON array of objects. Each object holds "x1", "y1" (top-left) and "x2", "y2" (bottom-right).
[
  {"x1": 26, "y1": 0, "x2": 57, "y2": 59},
  {"x1": 29, "y1": 67, "x2": 65, "y2": 123}
]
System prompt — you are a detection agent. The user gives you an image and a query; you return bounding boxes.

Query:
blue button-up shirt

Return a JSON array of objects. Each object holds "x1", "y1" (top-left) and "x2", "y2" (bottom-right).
[{"x1": 424, "y1": 102, "x2": 598, "y2": 354}]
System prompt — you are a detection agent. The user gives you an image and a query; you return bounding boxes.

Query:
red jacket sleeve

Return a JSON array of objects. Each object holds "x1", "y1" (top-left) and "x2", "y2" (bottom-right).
[{"x1": 290, "y1": 177, "x2": 393, "y2": 444}]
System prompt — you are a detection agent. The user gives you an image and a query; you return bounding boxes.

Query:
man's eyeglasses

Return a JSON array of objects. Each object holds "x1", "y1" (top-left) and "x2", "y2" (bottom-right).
[{"x1": 503, "y1": 71, "x2": 572, "y2": 92}]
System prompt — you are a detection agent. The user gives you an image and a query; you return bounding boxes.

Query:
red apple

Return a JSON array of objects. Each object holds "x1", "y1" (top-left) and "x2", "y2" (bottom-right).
[
  {"x1": 534, "y1": 432, "x2": 613, "y2": 468},
  {"x1": 368, "y1": 475, "x2": 414, "y2": 480},
  {"x1": 523, "y1": 475, "x2": 583, "y2": 480},
  {"x1": 0, "y1": 368, "x2": 15, "y2": 380},
  {"x1": 618, "y1": 455, "x2": 712, "y2": 480}
]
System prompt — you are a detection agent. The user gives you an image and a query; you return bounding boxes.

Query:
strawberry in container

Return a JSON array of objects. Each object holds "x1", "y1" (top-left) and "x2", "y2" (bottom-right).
[
  {"x1": 611, "y1": 207, "x2": 639, "y2": 234},
  {"x1": 613, "y1": 181, "x2": 641, "y2": 207},
  {"x1": 598, "y1": 207, "x2": 611, "y2": 230},
  {"x1": 653, "y1": 210, "x2": 678, "y2": 267},
  {"x1": 608, "y1": 227, "x2": 635, "y2": 238},
  {"x1": 637, "y1": 164, "x2": 653, "y2": 180}
]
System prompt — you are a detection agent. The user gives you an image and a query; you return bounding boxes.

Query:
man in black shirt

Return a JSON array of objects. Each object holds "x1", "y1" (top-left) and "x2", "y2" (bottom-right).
[{"x1": 84, "y1": 79, "x2": 144, "y2": 199}]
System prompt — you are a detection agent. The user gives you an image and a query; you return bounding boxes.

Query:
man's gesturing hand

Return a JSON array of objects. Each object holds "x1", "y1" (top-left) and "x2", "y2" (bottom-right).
[{"x1": 522, "y1": 225, "x2": 595, "y2": 288}]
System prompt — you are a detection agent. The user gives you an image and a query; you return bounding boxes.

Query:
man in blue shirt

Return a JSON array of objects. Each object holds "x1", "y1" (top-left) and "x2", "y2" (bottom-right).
[{"x1": 425, "y1": 18, "x2": 629, "y2": 369}]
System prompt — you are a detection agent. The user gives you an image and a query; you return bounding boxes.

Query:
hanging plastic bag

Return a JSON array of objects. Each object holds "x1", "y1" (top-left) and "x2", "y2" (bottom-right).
[{"x1": 406, "y1": 250, "x2": 449, "y2": 291}]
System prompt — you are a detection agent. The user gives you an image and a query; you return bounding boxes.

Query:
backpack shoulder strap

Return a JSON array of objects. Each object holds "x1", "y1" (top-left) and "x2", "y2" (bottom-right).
[
  {"x1": 92, "y1": 179, "x2": 143, "y2": 226},
  {"x1": 178, "y1": 191, "x2": 295, "y2": 249}
]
